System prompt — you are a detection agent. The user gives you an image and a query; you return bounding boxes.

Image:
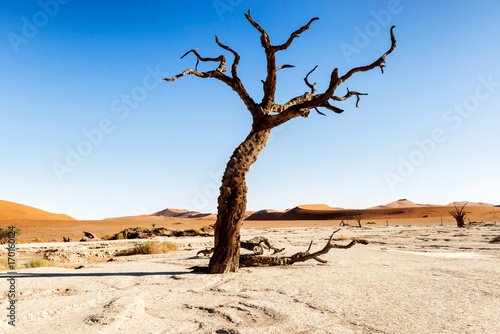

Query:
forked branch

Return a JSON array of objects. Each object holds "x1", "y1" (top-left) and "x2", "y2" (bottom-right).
[
  {"x1": 332, "y1": 88, "x2": 368, "y2": 108},
  {"x1": 304, "y1": 65, "x2": 318, "y2": 94},
  {"x1": 180, "y1": 48, "x2": 228, "y2": 72},
  {"x1": 245, "y1": 9, "x2": 319, "y2": 110},
  {"x1": 163, "y1": 38, "x2": 256, "y2": 113},
  {"x1": 268, "y1": 26, "x2": 396, "y2": 126}
]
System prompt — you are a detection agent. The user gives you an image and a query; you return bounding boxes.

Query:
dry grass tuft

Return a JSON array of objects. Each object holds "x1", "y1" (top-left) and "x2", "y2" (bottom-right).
[
  {"x1": 24, "y1": 258, "x2": 56, "y2": 268},
  {"x1": 0, "y1": 258, "x2": 17, "y2": 270},
  {"x1": 118, "y1": 241, "x2": 179, "y2": 256}
]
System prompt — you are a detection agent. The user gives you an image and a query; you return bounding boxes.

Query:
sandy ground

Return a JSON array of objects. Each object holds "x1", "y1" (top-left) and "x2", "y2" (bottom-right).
[{"x1": 1, "y1": 225, "x2": 500, "y2": 333}]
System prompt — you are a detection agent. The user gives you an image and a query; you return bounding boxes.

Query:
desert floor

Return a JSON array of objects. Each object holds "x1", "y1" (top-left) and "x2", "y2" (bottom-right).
[
  {"x1": 0, "y1": 216, "x2": 487, "y2": 244},
  {"x1": 1, "y1": 225, "x2": 499, "y2": 334}
]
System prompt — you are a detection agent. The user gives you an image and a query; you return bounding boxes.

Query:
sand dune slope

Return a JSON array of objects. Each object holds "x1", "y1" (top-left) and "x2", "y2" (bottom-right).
[{"x1": 0, "y1": 200, "x2": 75, "y2": 221}]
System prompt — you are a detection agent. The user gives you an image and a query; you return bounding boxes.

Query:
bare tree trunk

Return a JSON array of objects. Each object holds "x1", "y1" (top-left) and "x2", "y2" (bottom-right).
[{"x1": 208, "y1": 128, "x2": 271, "y2": 273}]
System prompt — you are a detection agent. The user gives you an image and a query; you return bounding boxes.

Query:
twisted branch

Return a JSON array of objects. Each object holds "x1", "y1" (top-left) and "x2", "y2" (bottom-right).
[
  {"x1": 276, "y1": 17, "x2": 320, "y2": 51},
  {"x1": 304, "y1": 65, "x2": 318, "y2": 94},
  {"x1": 245, "y1": 8, "x2": 319, "y2": 111},
  {"x1": 163, "y1": 39, "x2": 256, "y2": 114},
  {"x1": 180, "y1": 48, "x2": 228, "y2": 72},
  {"x1": 332, "y1": 88, "x2": 368, "y2": 108},
  {"x1": 268, "y1": 27, "x2": 396, "y2": 127},
  {"x1": 339, "y1": 25, "x2": 396, "y2": 82},
  {"x1": 244, "y1": 8, "x2": 271, "y2": 48},
  {"x1": 215, "y1": 35, "x2": 240, "y2": 78}
]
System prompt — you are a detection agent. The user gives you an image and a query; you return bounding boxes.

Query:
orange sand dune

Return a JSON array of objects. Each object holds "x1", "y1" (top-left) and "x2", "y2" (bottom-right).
[
  {"x1": 297, "y1": 204, "x2": 341, "y2": 210},
  {"x1": 0, "y1": 200, "x2": 75, "y2": 221},
  {"x1": 246, "y1": 204, "x2": 500, "y2": 223},
  {"x1": 368, "y1": 199, "x2": 438, "y2": 210},
  {"x1": 105, "y1": 208, "x2": 215, "y2": 221}
]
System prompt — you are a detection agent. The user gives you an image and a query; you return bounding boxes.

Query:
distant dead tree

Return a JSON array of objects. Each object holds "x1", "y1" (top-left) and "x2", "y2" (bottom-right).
[
  {"x1": 449, "y1": 203, "x2": 470, "y2": 228},
  {"x1": 339, "y1": 220, "x2": 349, "y2": 227},
  {"x1": 353, "y1": 214, "x2": 362, "y2": 228},
  {"x1": 164, "y1": 9, "x2": 397, "y2": 273}
]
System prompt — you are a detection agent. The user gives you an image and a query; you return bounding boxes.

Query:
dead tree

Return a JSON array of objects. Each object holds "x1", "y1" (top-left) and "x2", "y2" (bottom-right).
[
  {"x1": 449, "y1": 203, "x2": 470, "y2": 228},
  {"x1": 353, "y1": 214, "x2": 362, "y2": 228},
  {"x1": 164, "y1": 9, "x2": 397, "y2": 273},
  {"x1": 339, "y1": 220, "x2": 349, "y2": 227},
  {"x1": 240, "y1": 230, "x2": 368, "y2": 267}
]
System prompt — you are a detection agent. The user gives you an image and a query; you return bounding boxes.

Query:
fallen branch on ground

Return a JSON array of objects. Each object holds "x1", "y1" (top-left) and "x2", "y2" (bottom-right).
[
  {"x1": 239, "y1": 230, "x2": 368, "y2": 267},
  {"x1": 197, "y1": 236, "x2": 285, "y2": 256}
]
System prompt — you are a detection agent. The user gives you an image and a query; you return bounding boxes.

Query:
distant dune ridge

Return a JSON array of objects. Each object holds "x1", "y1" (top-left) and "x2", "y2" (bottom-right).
[
  {"x1": 106, "y1": 208, "x2": 255, "y2": 221},
  {"x1": 448, "y1": 201, "x2": 495, "y2": 207},
  {"x1": 1, "y1": 199, "x2": 498, "y2": 222},
  {"x1": 0, "y1": 200, "x2": 75, "y2": 221},
  {"x1": 368, "y1": 199, "x2": 437, "y2": 210},
  {"x1": 245, "y1": 199, "x2": 500, "y2": 221},
  {"x1": 369, "y1": 199, "x2": 495, "y2": 210},
  {"x1": 152, "y1": 208, "x2": 214, "y2": 219}
]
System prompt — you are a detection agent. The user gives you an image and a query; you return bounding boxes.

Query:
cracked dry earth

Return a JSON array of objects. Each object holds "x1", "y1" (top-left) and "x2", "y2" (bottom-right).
[{"x1": 1, "y1": 226, "x2": 500, "y2": 333}]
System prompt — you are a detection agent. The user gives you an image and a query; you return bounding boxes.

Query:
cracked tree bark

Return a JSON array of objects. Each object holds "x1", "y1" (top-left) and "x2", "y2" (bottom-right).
[
  {"x1": 208, "y1": 129, "x2": 271, "y2": 273},
  {"x1": 164, "y1": 9, "x2": 397, "y2": 273}
]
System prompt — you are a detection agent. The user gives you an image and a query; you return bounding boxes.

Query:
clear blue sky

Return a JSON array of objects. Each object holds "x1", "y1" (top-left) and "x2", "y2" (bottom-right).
[{"x1": 1, "y1": 0, "x2": 499, "y2": 219}]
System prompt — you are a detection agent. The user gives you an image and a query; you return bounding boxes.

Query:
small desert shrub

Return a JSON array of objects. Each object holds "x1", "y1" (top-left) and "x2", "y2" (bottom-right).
[
  {"x1": 200, "y1": 225, "x2": 215, "y2": 233},
  {"x1": 101, "y1": 234, "x2": 113, "y2": 240},
  {"x1": 24, "y1": 258, "x2": 55, "y2": 268},
  {"x1": 182, "y1": 228, "x2": 204, "y2": 235},
  {"x1": 0, "y1": 227, "x2": 21, "y2": 244},
  {"x1": 490, "y1": 236, "x2": 500, "y2": 244},
  {"x1": 115, "y1": 232, "x2": 124, "y2": 240},
  {"x1": 118, "y1": 241, "x2": 178, "y2": 256}
]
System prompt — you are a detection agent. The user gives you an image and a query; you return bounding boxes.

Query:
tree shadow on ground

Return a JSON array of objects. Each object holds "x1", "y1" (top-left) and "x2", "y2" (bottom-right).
[{"x1": 0, "y1": 266, "x2": 207, "y2": 278}]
